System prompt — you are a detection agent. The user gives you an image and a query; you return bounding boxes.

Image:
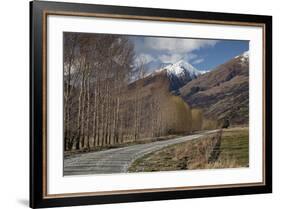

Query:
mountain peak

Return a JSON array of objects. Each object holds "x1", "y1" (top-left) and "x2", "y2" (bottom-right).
[
  {"x1": 164, "y1": 60, "x2": 202, "y2": 78},
  {"x1": 242, "y1": 50, "x2": 249, "y2": 57},
  {"x1": 156, "y1": 60, "x2": 202, "y2": 92},
  {"x1": 235, "y1": 50, "x2": 249, "y2": 63},
  {"x1": 143, "y1": 60, "x2": 202, "y2": 92}
]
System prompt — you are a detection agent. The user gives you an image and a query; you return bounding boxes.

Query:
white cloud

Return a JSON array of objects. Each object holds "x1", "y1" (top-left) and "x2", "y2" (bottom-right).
[
  {"x1": 144, "y1": 38, "x2": 218, "y2": 53},
  {"x1": 158, "y1": 52, "x2": 200, "y2": 64},
  {"x1": 185, "y1": 53, "x2": 198, "y2": 61},
  {"x1": 134, "y1": 53, "x2": 155, "y2": 65},
  {"x1": 141, "y1": 38, "x2": 217, "y2": 65},
  {"x1": 192, "y1": 58, "x2": 204, "y2": 64},
  {"x1": 158, "y1": 53, "x2": 183, "y2": 63}
]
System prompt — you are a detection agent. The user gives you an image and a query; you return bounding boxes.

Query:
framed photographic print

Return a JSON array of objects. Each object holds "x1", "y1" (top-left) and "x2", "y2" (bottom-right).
[{"x1": 30, "y1": 0, "x2": 272, "y2": 208}]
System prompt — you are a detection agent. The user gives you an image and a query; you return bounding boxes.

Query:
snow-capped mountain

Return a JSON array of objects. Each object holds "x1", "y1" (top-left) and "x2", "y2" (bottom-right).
[
  {"x1": 235, "y1": 50, "x2": 249, "y2": 63},
  {"x1": 163, "y1": 60, "x2": 202, "y2": 78},
  {"x1": 154, "y1": 60, "x2": 202, "y2": 92}
]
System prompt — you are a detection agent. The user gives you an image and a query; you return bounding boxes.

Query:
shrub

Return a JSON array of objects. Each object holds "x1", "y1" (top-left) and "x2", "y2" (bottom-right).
[{"x1": 202, "y1": 119, "x2": 218, "y2": 130}]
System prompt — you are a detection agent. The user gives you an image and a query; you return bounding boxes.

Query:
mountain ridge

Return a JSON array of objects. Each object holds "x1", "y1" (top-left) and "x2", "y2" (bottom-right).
[{"x1": 179, "y1": 51, "x2": 249, "y2": 126}]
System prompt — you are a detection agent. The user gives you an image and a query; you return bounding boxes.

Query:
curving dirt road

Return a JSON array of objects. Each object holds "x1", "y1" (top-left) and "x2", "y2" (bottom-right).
[{"x1": 64, "y1": 130, "x2": 217, "y2": 176}]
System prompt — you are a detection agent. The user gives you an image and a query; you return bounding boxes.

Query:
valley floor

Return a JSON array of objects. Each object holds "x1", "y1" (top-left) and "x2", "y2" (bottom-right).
[{"x1": 63, "y1": 130, "x2": 218, "y2": 175}]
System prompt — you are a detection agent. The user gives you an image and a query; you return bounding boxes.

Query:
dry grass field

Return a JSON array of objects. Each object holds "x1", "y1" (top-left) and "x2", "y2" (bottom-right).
[{"x1": 128, "y1": 127, "x2": 248, "y2": 172}]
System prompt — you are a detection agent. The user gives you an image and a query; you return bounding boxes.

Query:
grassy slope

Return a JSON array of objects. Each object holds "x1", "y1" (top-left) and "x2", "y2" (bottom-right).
[{"x1": 128, "y1": 127, "x2": 248, "y2": 172}]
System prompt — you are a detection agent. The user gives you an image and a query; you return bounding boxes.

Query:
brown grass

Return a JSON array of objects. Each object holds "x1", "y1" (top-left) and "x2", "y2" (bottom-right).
[
  {"x1": 174, "y1": 129, "x2": 222, "y2": 169},
  {"x1": 129, "y1": 127, "x2": 249, "y2": 172}
]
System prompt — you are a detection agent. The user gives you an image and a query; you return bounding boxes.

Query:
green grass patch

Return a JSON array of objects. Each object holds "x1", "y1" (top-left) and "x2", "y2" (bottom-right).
[{"x1": 215, "y1": 128, "x2": 249, "y2": 167}]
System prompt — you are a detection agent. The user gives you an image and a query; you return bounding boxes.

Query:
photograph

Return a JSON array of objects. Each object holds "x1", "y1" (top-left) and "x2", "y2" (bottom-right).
[
  {"x1": 29, "y1": 1, "x2": 272, "y2": 207},
  {"x1": 63, "y1": 32, "x2": 250, "y2": 176}
]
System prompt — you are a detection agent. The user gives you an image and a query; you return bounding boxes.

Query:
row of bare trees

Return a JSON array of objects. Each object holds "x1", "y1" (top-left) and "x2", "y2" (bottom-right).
[{"x1": 64, "y1": 32, "x2": 135, "y2": 151}]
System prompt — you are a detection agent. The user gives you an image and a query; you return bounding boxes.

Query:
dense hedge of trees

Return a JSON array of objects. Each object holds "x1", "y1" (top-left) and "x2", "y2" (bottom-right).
[
  {"x1": 191, "y1": 109, "x2": 203, "y2": 131},
  {"x1": 202, "y1": 119, "x2": 218, "y2": 130},
  {"x1": 119, "y1": 74, "x2": 192, "y2": 143},
  {"x1": 63, "y1": 32, "x2": 217, "y2": 152}
]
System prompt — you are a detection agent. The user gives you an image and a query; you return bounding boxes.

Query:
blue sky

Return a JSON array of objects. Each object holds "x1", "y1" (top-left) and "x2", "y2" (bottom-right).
[{"x1": 129, "y1": 36, "x2": 249, "y2": 73}]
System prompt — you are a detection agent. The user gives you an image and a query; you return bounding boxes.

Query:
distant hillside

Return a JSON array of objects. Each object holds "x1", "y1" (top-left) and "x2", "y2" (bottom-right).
[{"x1": 179, "y1": 51, "x2": 249, "y2": 126}]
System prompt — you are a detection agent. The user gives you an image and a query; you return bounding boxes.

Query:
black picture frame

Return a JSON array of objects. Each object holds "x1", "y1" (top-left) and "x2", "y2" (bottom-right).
[{"x1": 30, "y1": 1, "x2": 272, "y2": 208}]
